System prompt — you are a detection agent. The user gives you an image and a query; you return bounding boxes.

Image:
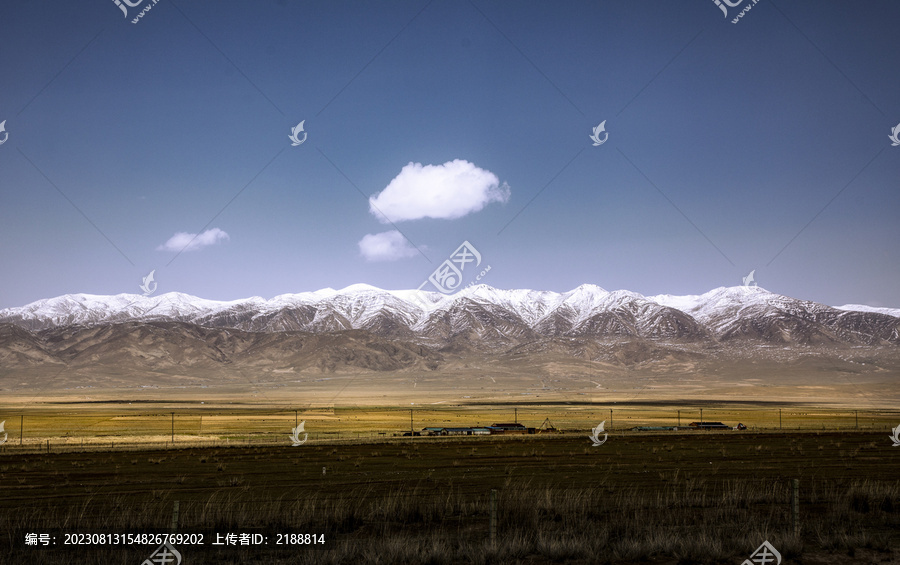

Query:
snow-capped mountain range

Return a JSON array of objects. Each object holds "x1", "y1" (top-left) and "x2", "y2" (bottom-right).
[{"x1": 1, "y1": 284, "x2": 898, "y2": 346}]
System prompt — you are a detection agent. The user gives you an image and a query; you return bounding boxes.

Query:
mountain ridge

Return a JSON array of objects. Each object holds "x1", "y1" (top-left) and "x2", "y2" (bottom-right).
[
  {"x1": 2, "y1": 285, "x2": 899, "y2": 393},
  {"x1": 1, "y1": 285, "x2": 897, "y2": 348}
]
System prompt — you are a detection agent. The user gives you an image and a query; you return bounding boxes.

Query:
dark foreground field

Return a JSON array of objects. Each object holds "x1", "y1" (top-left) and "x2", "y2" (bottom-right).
[{"x1": 1, "y1": 431, "x2": 898, "y2": 564}]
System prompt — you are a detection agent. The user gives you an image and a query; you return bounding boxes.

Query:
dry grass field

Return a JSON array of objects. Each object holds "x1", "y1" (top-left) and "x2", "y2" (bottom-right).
[{"x1": 0, "y1": 401, "x2": 898, "y2": 564}]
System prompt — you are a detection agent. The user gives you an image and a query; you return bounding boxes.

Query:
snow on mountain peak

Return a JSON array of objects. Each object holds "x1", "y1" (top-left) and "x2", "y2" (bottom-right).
[
  {"x1": 570, "y1": 283, "x2": 608, "y2": 294},
  {"x1": 337, "y1": 283, "x2": 385, "y2": 294},
  {"x1": 836, "y1": 304, "x2": 900, "y2": 318},
  {"x1": 650, "y1": 286, "x2": 770, "y2": 313},
  {"x1": 1, "y1": 285, "x2": 897, "y2": 344}
]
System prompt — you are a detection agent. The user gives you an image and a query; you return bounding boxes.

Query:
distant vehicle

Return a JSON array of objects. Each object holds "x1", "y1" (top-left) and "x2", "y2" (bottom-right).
[{"x1": 734, "y1": 423, "x2": 747, "y2": 430}]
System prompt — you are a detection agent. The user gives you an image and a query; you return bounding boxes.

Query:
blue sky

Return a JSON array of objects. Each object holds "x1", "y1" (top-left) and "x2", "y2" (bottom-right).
[{"x1": 1, "y1": 0, "x2": 898, "y2": 310}]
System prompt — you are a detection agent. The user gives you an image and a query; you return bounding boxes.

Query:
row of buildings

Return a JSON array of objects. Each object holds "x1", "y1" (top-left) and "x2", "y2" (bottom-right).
[
  {"x1": 631, "y1": 421, "x2": 747, "y2": 431},
  {"x1": 410, "y1": 423, "x2": 534, "y2": 436},
  {"x1": 406, "y1": 421, "x2": 747, "y2": 436}
]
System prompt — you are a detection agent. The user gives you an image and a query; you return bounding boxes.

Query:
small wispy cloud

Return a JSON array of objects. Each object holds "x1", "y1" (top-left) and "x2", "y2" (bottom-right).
[
  {"x1": 369, "y1": 159, "x2": 510, "y2": 223},
  {"x1": 358, "y1": 230, "x2": 419, "y2": 261},
  {"x1": 157, "y1": 228, "x2": 230, "y2": 252}
]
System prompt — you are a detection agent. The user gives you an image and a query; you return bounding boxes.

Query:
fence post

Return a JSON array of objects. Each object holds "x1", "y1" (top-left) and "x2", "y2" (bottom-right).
[
  {"x1": 791, "y1": 479, "x2": 799, "y2": 536},
  {"x1": 489, "y1": 489, "x2": 497, "y2": 548},
  {"x1": 170, "y1": 500, "x2": 180, "y2": 533}
]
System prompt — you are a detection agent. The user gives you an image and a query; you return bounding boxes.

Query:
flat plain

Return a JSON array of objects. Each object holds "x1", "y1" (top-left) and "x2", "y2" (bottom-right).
[{"x1": 0, "y1": 398, "x2": 898, "y2": 564}]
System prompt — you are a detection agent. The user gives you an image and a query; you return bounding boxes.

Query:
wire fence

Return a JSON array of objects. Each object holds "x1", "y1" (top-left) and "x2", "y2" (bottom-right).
[{"x1": 0, "y1": 405, "x2": 897, "y2": 455}]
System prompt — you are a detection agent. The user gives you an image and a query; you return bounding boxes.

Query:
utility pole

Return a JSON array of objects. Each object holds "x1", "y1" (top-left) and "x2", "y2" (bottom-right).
[
  {"x1": 295, "y1": 410, "x2": 298, "y2": 427},
  {"x1": 609, "y1": 409, "x2": 612, "y2": 430},
  {"x1": 171, "y1": 412, "x2": 175, "y2": 443},
  {"x1": 700, "y1": 408, "x2": 703, "y2": 424},
  {"x1": 677, "y1": 410, "x2": 681, "y2": 427},
  {"x1": 514, "y1": 408, "x2": 517, "y2": 424}
]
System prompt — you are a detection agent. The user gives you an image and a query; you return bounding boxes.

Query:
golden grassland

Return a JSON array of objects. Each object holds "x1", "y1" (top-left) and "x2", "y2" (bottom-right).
[{"x1": 0, "y1": 400, "x2": 897, "y2": 450}]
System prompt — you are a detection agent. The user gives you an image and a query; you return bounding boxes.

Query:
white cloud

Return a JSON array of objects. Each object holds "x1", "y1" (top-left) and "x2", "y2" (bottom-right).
[
  {"x1": 369, "y1": 159, "x2": 510, "y2": 223},
  {"x1": 157, "y1": 228, "x2": 230, "y2": 252},
  {"x1": 358, "y1": 230, "x2": 419, "y2": 262}
]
